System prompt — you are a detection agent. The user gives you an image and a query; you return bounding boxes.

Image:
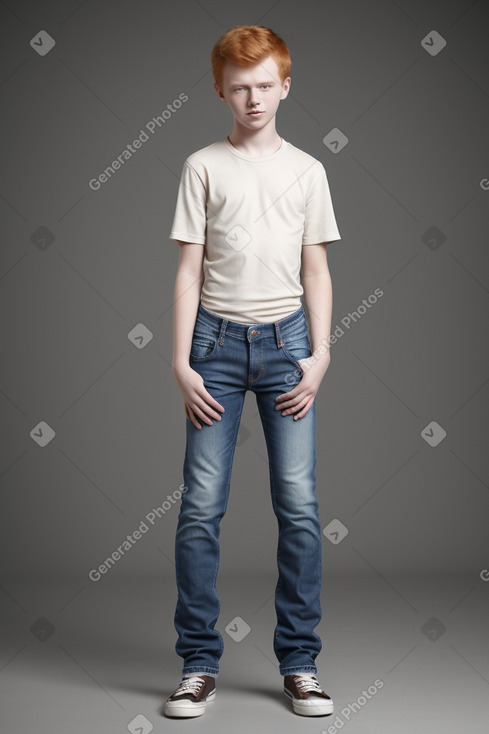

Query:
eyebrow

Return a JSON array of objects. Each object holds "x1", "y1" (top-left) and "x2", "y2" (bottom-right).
[{"x1": 230, "y1": 80, "x2": 275, "y2": 86}]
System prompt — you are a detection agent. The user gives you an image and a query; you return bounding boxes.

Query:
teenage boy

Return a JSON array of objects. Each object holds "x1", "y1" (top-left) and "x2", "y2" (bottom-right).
[{"x1": 164, "y1": 25, "x2": 341, "y2": 718}]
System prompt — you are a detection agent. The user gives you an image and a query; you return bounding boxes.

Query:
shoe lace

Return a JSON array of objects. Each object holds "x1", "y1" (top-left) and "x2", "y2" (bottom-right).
[
  {"x1": 295, "y1": 674, "x2": 323, "y2": 694},
  {"x1": 174, "y1": 676, "x2": 205, "y2": 696}
]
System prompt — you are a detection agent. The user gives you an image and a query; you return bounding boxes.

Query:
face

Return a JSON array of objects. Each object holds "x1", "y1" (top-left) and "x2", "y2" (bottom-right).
[{"x1": 214, "y1": 54, "x2": 291, "y2": 130}]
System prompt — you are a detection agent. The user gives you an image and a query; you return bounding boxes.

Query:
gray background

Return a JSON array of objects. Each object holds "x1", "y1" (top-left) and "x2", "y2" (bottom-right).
[{"x1": 1, "y1": 0, "x2": 488, "y2": 732}]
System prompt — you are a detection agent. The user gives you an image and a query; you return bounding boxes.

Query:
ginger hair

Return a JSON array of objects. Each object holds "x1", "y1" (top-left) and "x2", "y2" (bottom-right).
[{"x1": 211, "y1": 25, "x2": 291, "y2": 88}]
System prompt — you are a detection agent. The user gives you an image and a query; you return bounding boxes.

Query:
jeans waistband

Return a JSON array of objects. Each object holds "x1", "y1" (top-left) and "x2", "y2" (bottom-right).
[{"x1": 196, "y1": 303, "x2": 307, "y2": 347}]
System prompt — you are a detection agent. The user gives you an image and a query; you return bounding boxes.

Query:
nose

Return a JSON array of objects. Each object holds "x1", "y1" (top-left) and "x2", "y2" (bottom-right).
[{"x1": 248, "y1": 87, "x2": 260, "y2": 106}]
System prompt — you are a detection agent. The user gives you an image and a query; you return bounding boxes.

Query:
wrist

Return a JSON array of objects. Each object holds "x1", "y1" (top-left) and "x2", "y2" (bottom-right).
[
  {"x1": 310, "y1": 340, "x2": 331, "y2": 362},
  {"x1": 302, "y1": 348, "x2": 330, "y2": 373},
  {"x1": 172, "y1": 358, "x2": 191, "y2": 373}
]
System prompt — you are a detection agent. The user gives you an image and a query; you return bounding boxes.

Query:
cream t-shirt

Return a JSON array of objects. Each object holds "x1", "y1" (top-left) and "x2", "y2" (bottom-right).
[{"x1": 169, "y1": 136, "x2": 341, "y2": 324}]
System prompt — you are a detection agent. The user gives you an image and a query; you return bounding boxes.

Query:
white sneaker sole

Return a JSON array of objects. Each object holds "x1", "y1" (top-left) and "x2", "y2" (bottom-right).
[
  {"x1": 164, "y1": 689, "x2": 216, "y2": 718},
  {"x1": 284, "y1": 688, "x2": 334, "y2": 716}
]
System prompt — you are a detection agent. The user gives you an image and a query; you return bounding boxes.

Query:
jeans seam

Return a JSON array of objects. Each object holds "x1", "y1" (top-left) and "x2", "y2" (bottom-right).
[
  {"x1": 256, "y1": 395, "x2": 283, "y2": 659},
  {"x1": 212, "y1": 390, "x2": 246, "y2": 664}
]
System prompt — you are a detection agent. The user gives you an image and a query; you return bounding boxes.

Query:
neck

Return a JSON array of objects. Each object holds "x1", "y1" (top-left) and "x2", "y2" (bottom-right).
[{"x1": 227, "y1": 121, "x2": 282, "y2": 157}]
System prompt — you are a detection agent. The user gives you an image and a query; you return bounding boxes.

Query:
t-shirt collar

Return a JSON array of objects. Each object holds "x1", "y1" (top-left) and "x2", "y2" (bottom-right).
[{"x1": 223, "y1": 136, "x2": 287, "y2": 162}]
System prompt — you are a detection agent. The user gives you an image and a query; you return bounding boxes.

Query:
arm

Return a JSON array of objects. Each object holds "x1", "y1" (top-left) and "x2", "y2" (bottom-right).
[
  {"x1": 171, "y1": 242, "x2": 225, "y2": 429},
  {"x1": 275, "y1": 243, "x2": 332, "y2": 419},
  {"x1": 301, "y1": 242, "x2": 333, "y2": 365}
]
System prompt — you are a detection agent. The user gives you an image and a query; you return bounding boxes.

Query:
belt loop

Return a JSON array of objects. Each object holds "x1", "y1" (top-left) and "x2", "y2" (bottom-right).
[
  {"x1": 218, "y1": 317, "x2": 228, "y2": 347},
  {"x1": 274, "y1": 321, "x2": 284, "y2": 348}
]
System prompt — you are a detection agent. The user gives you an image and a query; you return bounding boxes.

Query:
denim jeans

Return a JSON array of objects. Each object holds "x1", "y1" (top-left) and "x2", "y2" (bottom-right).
[{"x1": 174, "y1": 302, "x2": 323, "y2": 677}]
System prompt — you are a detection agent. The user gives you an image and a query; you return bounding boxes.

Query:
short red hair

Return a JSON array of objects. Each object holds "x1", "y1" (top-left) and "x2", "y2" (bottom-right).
[{"x1": 211, "y1": 25, "x2": 291, "y2": 88}]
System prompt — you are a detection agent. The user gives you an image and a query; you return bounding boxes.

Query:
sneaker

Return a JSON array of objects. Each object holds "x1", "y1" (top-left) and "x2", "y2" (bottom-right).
[
  {"x1": 283, "y1": 674, "x2": 334, "y2": 716},
  {"x1": 164, "y1": 675, "x2": 216, "y2": 718}
]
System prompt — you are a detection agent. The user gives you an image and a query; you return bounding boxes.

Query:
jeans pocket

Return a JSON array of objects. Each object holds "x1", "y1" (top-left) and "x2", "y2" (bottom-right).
[
  {"x1": 281, "y1": 332, "x2": 312, "y2": 371},
  {"x1": 189, "y1": 335, "x2": 218, "y2": 362}
]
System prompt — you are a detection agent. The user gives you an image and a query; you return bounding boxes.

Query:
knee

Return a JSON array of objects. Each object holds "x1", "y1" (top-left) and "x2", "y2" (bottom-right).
[
  {"x1": 273, "y1": 490, "x2": 319, "y2": 520},
  {"x1": 179, "y1": 492, "x2": 226, "y2": 525}
]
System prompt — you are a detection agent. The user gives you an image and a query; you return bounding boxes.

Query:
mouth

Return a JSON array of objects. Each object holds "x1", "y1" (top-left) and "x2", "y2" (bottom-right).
[{"x1": 247, "y1": 111, "x2": 264, "y2": 117}]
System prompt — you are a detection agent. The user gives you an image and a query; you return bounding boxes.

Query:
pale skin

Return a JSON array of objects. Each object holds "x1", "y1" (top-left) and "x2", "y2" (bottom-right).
[{"x1": 171, "y1": 55, "x2": 333, "y2": 429}]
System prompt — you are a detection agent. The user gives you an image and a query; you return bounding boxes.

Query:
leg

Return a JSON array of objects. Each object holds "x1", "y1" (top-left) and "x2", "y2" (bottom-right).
[
  {"x1": 254, "y1": 341, "x2": 322, "y2": 675},
  {"x1": 174, "y1": 339, "x2": 247, "y2": 676}
]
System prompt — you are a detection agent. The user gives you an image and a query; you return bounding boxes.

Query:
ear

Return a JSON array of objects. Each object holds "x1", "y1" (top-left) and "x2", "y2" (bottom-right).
[
  {"x1": 214, "y1": 81, "x2": 226, "y2": 102},
  {"x1": 280, "y1": 76, "x2": 291, "y2": 100}
]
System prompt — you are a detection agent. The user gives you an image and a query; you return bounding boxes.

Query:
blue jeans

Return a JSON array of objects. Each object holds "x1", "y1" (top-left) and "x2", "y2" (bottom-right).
[{"x1": 174, "y1": 302, "x2": 323, "y2": 676}]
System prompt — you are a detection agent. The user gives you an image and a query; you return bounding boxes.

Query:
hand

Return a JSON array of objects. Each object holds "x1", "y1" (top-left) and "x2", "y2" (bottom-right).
[
  {"x1": 275, "y1": 354, "x2": 330, "y2": 420},
  {"x1": 172, "y1": 363, "x2": 225, "y2": 429}
]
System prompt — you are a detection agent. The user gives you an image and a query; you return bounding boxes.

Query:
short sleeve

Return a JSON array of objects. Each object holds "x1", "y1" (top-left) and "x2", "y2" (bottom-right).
[
  {"x1": 169, "y1": 161, "x2": 207, "y2": 245},
  {"x1": 302, "y1": 161, "x2": 341, "y2": 245}
]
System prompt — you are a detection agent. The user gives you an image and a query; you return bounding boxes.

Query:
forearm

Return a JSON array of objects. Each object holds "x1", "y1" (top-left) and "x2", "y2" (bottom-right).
[
  {"x1": 302, "y1": 268, "x2": 333, "y2": 362},
  {"x1": 172, "y1": 269, "x2": 203, "y2": 370}
]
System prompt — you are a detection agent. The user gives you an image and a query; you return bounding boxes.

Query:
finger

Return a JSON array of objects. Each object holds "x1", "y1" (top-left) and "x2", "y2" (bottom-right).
[
  {"x1": 196, "y1": 386, "x2": 225, "y2": 414},
  {"x1": 209, "y1": 396, "x2": 225, "y2": 413},
  {"x1": 293, "y1": 397, "x2": 314, "y2": 420},
  {"x1": 280, "y1": 394, "x2": 310, "y2": 415},
  {"x1": 186, "y1": 405, "x2": 202, "y2": 430},
  {"x1": 193, "y1": 397, "x2": 223, "y2": 422},
  {"x1": 275, "y1": 387, "x2": 300, "y2": 403},
  {"x1": 192, "y1": 403, "x2": 218, "y2": 426},
  {"x1": 205, "y1": 405, "x2": 224, "y2": 420},
  {"x1": 275, "y1": 390, "x2": 307, "y2": 411}
]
